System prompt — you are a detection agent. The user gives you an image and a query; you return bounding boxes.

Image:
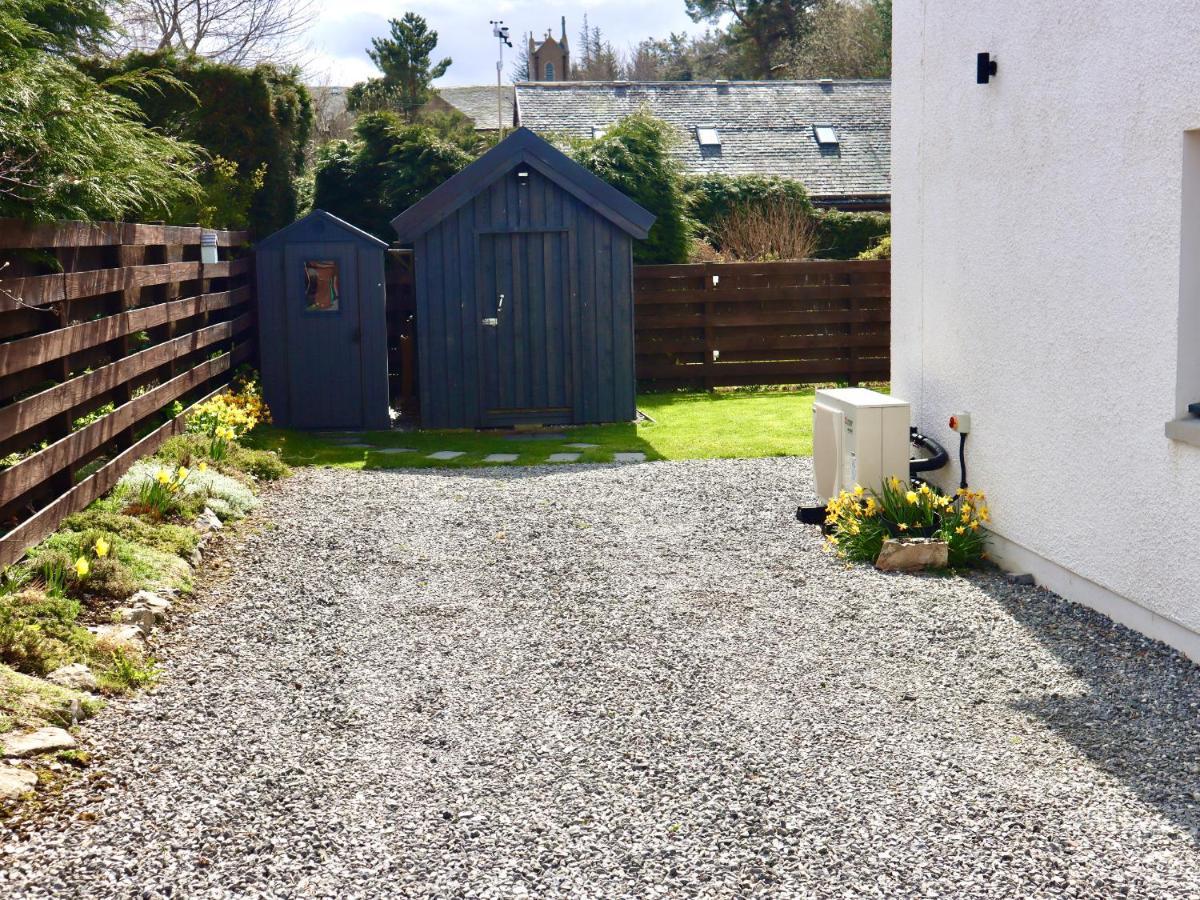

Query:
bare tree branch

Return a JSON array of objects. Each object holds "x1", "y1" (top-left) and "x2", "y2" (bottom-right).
[{"x1": 108, "y1": 0, "x2": 316, "y2": 65}]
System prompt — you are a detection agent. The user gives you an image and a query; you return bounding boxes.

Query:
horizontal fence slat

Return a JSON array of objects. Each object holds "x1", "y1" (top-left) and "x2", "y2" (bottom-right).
[
  {"x1": 0, "y1": 315, "x2": 252, "y2": 443},
  {"x1": 1, "y1": 259, "x2": 249, "y2": 311},
  {"x1": 0, "y1": 354, "x2": 233, "y2": 507},
  {"x1": 0, "y1": 382, "x2": 232, "y2": 568},
  {"x1": 633, "y1": 258, "x2": 890, "y2": 388},
  {"x1": 0, "y1": 219, "x2": 248, "y2": 250},
  {"x1": 0, "y1": 284, "x2": 251, "y2": 376}
]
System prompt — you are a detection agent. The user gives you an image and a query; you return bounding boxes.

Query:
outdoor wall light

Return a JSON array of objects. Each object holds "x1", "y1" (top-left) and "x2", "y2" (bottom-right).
[
  {"x1": 515, "y1": 163, "x2": 531, "y2": 183},
  {"x1": 977, "y1": 52, "x2": 997, "y2": 84}
]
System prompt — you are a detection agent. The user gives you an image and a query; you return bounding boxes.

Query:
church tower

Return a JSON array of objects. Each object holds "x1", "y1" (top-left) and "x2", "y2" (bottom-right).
[{"x1": 528, "y1": 17, "x2": 570, "y2": 81}]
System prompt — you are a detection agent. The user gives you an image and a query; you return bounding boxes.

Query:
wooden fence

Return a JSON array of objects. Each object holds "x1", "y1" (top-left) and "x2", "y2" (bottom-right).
[
  {"x1": 0, "y1": 219, "x2": 255, "y2": 567},
  {"x1": 633, "y1": 259, "x2": 889, "y2": 388}
]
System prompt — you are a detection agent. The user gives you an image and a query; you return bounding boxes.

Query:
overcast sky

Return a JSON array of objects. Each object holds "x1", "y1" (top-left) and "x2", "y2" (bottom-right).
[{"x1": 304, "y1": 1, "x2": 717, "y2": 86}]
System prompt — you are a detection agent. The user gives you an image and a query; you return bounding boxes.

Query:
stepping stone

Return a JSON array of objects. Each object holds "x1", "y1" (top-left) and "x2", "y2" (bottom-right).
[
  {"x1": 484, "y1": 453, "x2": 519, "y2": 463},
  {"x1": 613, "y1": 452, "x2": 646, "y2": 463},
  {"x1": 427, "y1": 450, "x2": 464, "y2": 460},
  {"x1": 547, "y1": 452, "x2": 581, "y2": 463},
  {"x1": 0, "y1": 764, "x2": 37, "y2": 800},
  {"x1": 564, "y1": 442, "x2": 599, "y2": 449},
  {"x1": 375, "y1": 447, "x2": 417, "y2": 454}
]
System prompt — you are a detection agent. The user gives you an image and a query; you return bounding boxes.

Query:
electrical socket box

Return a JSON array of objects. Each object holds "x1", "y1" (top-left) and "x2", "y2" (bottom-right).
[
  {"x1": 949, "y1": 413, "x2": 971, "y2": 433},
  {"x1": 813, "y1": 388, "x2": 911, "y2": 503}
]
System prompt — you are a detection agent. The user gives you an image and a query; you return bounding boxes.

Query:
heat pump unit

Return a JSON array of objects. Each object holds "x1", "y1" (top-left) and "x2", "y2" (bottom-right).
[{"x1": 813, "y1": 388, "x2": 910, "y2": 502}]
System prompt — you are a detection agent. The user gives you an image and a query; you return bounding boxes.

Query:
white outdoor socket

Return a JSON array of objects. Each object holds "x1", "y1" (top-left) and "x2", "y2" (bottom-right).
[
  {"x1": 949, "y1": 413, "x2": 972, "y2": 434},
  {"x1": 200, "y1": 231, "x2": 219, "y2": 265}
]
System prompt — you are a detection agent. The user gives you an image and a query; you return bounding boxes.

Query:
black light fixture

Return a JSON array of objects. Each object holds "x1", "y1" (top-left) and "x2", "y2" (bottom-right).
[{"x1": 977, "y1": 52, "x2": 997, "y2": 84}]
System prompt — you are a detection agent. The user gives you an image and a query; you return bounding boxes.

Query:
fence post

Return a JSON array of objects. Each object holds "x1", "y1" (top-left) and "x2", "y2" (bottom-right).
[{"x1": 703, "y1": 263, "x2": 716, "y2": 390}]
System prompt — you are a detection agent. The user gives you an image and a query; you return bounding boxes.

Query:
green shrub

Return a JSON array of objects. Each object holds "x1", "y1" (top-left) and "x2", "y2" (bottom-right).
[
  {"x1": 857, "y1": 234, "x2": 891, "y2": 260},
  {"x1": 35, "y1": 523, "x2": 191, "y2": 595},
  {"x1": 119, "y1": 460, "x2": 259, "y2": 521},
  {"x1": 814, "y1": 210, "x2": 891, "y2": 259},
  {"x1": 99, "y1": 647, "x2": 158, "y2": 693},
  {"x1": 567, "y1": 112, "x2": 692, "y2": 265},
  {"x1": 685, "y1": 174, "x2": 814, "y2": 246},
  {"x1": 85, "y1": 51, "x2": 313, "y2": 235},
  {"x1": 312, "y1": 112, "x2": 472, "y2": 240}
]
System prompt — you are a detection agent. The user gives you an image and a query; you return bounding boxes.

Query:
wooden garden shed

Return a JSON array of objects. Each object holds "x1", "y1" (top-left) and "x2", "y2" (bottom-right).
[
  {"x1": 391, "y1": 127, "x2": 655, "y2": 429},
  {"x1": 255, "y1": 210, "x2": 391, "y2": 430}
]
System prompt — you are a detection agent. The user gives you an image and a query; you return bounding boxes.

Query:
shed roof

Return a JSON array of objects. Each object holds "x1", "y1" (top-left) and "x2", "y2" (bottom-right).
[
  {"x1": 391, "y1": 127, "x2": 656, "y2": 242},
  {"x1": 257, "y1": 209, "x2": 388, "y2": 249},
  {"x1": 514, "y1": 80, "x2": 891, "y2": 203}
]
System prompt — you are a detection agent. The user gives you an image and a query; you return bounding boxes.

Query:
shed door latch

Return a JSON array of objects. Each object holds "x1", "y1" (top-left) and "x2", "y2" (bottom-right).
[{"x1": 482, "y1": 292, "x2": 504, "y2": 326}]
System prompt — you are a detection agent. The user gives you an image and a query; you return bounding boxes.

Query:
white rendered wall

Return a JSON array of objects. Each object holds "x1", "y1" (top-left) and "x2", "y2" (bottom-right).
[{"x1": 892, "y1": 0, "x2": 1200, "y2": 652}]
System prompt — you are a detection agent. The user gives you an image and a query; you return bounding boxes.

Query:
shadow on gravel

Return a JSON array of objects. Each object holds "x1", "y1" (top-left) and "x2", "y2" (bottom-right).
[{"x1": 982, "y1": 581, "x2": 1200, "y2": 844}]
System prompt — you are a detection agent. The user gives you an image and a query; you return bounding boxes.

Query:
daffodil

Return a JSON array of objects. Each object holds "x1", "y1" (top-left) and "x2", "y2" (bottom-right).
[
  {"x1": 969, "y1": 520, "x2": 980, "y2": 531},
  {"x1": 177, "y1": 466, "x2": 190, "y2": 481},
  {"x1": 898, "y1": 522, "x2": 909, "y2": 531},
  {"x1": 94, "y1": 537, "x2": 110, "y2": 558},
  {"x1": 74, "y1": 556, "x2": 89, "y2": 578},
  {"x1": 955, "y1": 526, "x2": 965, "y2": 535},
  {"x1": 853, "y1": 484, "x2": 864, "y2": 497},
  {"x1": 155, "y1": 467, "x2": 170, "y2": 484},
  {"x1": 906, "y1": 491, "x2": 918, "y2": 505},
  {"x1": 198, "y1": 461, "x2": 208, "y2": 472},
  {"x1": 919, "y1": 483, "x2": 931, "y2": 495}
]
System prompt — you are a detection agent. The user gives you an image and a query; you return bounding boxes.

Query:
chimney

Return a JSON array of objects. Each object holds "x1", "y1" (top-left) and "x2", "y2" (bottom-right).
[{"x1": 561, "y1": 16, "x2": 567, "y2": 41}]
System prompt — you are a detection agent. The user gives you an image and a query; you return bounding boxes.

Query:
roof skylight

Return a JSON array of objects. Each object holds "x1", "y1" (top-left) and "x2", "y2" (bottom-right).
[
  {"x1": 813, "y1": 124, "x2": 839, "y2": 146},
  {"x1": 696, "y1": 126, "x2": 721, "y2": 147},
  {"x1": 592, "y1": 125, "x2": 609, "y2": 139}
]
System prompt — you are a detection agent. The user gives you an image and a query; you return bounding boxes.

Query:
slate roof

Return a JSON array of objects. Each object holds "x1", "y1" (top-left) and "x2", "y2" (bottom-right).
[
  {"x1": 514, "y1": 80, "x2": 890, "y2": 204},
  {"x1": 434, "y1": 85, "x2": 516, "y2": 131}
]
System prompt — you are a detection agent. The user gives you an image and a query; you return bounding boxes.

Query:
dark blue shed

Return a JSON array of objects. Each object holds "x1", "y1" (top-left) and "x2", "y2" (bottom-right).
[
  {"x1": 391, "y1": 127, "x2": 655, "y2": 429},
  {"x1": 255, "y1": 210, "x2": 391, "y2": 430}
]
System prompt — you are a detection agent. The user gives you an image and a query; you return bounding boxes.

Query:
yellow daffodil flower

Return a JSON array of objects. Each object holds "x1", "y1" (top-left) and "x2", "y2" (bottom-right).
[
  {"x1": 906, "y1": 491, "x2": 918, "y2": 505},
  {"x1": 898, "y1": 522, "x2": 909, "y2": 531},
  {"x1": 155, "y1": 467, "x2": 170, "y2": 484},
  {"x1": 74, "y1": 556, "x2": 89, "y2": 578},
  {"x1": 955, "y1": 526, "x2": 965, "y2": 535},
  {"x1": 198, "y1": 461, "x2": 208, "y2": 472},
  {"x1": 919, "y1": 483, "x2": 931, "y2": 495},
  {"x1": 970, "y1": 520, "x2": 980, "y2": 531},
  {"x1": 94, "y1": 537, "x2": 110, "y2": 558},
  {"x1": 177, "y1": 466, "x2": 190, "y2": 481},
  {"x1": 853, "y1": 484, "x2": 864, "y2": 497}
]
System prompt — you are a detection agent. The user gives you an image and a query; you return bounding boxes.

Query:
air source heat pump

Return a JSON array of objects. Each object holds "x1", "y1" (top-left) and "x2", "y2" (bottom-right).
[{"x1": 813, "y1": 388, "x2": 910, "y2": 503}]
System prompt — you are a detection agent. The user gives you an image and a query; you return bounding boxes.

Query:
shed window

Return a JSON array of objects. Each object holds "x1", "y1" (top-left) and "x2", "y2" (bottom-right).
[
  {"x1": 696, "y1": 126, "x2": 720, "y2": 147},
  {"x1": 813, "y1": 124, "x2": 839, "y2": 146},
  {"x1": 545, "y1": 62, "x2": 555, "y2": 80},
  {"x1": 303, "y1": 260, "x2": 340, "y2": 312}
]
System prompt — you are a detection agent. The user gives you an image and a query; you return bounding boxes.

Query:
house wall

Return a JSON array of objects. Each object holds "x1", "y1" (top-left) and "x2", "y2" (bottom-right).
[
  {"x1": 415, "y1": 163, "x2": 635, "y2": 429},
  {"x1": 892, "y1": 0, "x2": 1200, "y2": 655}
]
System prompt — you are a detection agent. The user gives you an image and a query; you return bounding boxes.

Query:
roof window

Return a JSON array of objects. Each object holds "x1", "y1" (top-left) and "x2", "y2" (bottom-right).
[
  {"x1": 813, "y1": 124, "x2": 839, "y2": 146},
  {"x1": 696, "y1": 126, "x2": 721, "y2": 147},
  {"x1": 592, "y1": 125, "x2": 608, "y2": 139}
]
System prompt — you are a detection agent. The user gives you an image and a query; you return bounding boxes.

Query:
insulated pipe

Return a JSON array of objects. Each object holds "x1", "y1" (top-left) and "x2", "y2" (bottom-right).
[{"x1": 909, "y1": 427, "x2": 949, "y2": 475}]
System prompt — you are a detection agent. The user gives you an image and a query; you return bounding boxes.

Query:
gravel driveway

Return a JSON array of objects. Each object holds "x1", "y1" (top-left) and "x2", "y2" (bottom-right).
[{"x1": 2, "y1": 459, "x2": 1200, "y2": 898}]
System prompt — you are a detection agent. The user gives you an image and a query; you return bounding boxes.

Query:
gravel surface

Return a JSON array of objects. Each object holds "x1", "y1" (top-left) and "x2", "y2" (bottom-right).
[{"x1": 3, "y1": 458, "x2": 1200, "y2": 898}]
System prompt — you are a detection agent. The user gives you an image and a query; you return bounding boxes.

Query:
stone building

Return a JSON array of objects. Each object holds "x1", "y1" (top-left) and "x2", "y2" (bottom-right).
[{"x1": 528, "y1": 18, "x2": 570, "y2": 82}]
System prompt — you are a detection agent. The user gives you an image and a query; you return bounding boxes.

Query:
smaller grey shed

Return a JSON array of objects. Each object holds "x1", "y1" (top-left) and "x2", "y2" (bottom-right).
[
  {"x1": 255, "y1": 210, "x2": 391, "y2": 430},
  {"x1": 392, "y1": 127, "x2": 655, "y2": 429}
]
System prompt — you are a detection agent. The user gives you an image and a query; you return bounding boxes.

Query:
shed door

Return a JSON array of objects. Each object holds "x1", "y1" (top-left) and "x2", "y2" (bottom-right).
[
  {"x1": 283, "y1": 242, "x2": 364, "y2": 428},
  {"x1": 479, "y1": 231, "x2": 574, "y2": 425}
]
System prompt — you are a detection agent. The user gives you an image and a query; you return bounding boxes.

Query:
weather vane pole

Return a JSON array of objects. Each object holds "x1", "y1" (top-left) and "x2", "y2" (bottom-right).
[{"x1": 490, "y1": 20, "x2": 512, "y2": 137}]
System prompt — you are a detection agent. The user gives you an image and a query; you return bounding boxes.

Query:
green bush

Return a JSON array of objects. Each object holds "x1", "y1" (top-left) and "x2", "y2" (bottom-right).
[
  {"x1": 0, "y1": 1, "x2": 200, "y2": 222},
  {"x1": 119, "y1": 461, "x2": 259, "y2": 521},
  {"x1": 157, "y1": 433, "x2": 289, "y2": 482},
  {"x1": 685, "y1": 174, "x2": 814, "y2": 245},
  {"x1": 567, "y1": 112, "x2": 692, "y2": 265},
  {"x1": 312, "y1": 112, "x2": 472, "y2": 240},
  {"x1": 86, "y1": 51, "x2": 314, "y2": 235},
  {"x1": 814, "y1": 210, "x2": 891, "y2": 259},
  {"x1": 857, "y1": 234, "x2": 891, "y2": 260}
]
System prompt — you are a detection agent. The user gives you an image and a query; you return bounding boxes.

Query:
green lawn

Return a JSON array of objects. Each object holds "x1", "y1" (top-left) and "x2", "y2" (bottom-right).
[{"x1": 247, "y1": 389, "x2": 817, "y2": 469}]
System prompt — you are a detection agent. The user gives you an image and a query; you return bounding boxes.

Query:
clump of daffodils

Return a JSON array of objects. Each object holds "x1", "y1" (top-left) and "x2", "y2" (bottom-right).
[
  {"x1": 824, "y1": 478, "x2": 989, "y2": 568},
  {"x1": 131, "y1": 464, "x2": 191, "y2": 520}
]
